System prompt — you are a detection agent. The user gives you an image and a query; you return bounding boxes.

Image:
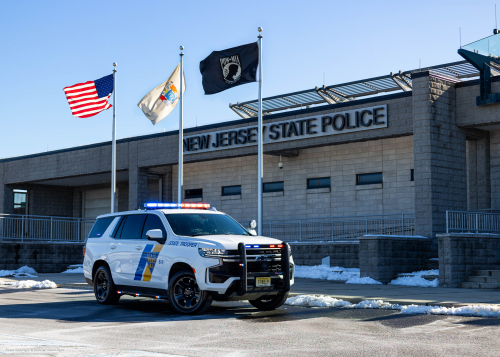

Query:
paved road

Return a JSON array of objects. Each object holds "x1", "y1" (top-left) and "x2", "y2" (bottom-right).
[{"x1": 0, "y1": 287, "x2": 499, "y2": 356}]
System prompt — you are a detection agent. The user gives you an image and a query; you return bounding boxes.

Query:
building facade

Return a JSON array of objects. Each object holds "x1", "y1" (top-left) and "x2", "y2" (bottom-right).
[{"x1": 1, "y1": 65, "x2": 498, "y2": 241}]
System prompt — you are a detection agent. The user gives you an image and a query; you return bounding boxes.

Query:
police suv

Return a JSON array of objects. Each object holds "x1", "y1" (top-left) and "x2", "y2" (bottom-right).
[{"x1": 83, "y1": 203, "x2": 294, "y2": 314}]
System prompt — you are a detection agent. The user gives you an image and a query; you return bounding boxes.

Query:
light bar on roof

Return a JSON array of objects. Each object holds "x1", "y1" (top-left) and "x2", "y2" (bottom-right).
[{"x1": 144, "y1": 203, "x2": 211, "y2": 209}]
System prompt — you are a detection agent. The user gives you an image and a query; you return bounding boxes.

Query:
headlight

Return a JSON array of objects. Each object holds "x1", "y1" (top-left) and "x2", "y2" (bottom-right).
[{"x1": 198, "y1": 248, "x2": 227, "y2": 257}]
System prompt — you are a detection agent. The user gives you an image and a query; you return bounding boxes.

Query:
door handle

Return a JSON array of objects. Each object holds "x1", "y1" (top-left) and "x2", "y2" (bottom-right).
[
  {"x1": 110, "y1": 245, "x2": 117, "y2": 250},
  {"x1": 135, "y1": 246, "x2": 143, "y2": 250}
]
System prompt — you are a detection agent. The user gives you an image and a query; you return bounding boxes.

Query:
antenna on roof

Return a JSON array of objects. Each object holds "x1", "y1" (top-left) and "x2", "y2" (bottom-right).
[
  {"x1": 459, "y1": 27, "x2": 462, "y2": 48},
  {"x1": 495, "y1": 4, "x2": 499, "y2": 34}
]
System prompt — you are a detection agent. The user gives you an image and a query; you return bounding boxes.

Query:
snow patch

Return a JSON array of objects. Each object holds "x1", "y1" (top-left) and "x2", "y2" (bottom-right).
[
  {"x1": 0, "y1": 266, "x2": 38, "y2": 278},
  {"x1": 294, "y1": 265, "x2": 359, "y2": 281},
  {"x1": 286, "y1": 294, "x2": 500, "y2": 318},
  {"x1": 389, "y1": 270, "x2": 439, "y2": 287},
  {"x1": 346, "y1": 276, "x2": 383, "y2": 285},
  {"x1": 61, "y1": 267, "x2": 84, "y2": 274},
  {"x1": 0, "y1": 280, "x2": 57, "y2": 289}
]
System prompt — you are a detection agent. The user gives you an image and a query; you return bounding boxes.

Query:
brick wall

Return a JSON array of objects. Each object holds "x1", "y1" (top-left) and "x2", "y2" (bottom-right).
[
  {"x1": 289, "y1": 242, "x2": 359, "y2": 268},
  {"x1": 413, "y1": 75, "x2": 468, "y2": 243},
  {"x1": 171, "y1": 136, "x2": 414, "y2": 222}
]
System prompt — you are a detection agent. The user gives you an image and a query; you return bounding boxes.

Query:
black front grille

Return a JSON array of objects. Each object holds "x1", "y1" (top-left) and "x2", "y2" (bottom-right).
[{"x1": 221, "y1": 261, "x2": 282, "y2": 275}]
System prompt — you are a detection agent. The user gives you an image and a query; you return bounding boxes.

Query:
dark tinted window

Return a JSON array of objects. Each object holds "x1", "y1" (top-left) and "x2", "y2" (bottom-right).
[
  {"x1": 411, "y1": 169, "x2": 414, "y2": 181},
  {"x1": 164, "y1": 213, "x2": 250, "y2": 237},
  {"x1": 307, "y1": 177, "x2": 330, "y2": 189},
  {"x1": 185, "y1": 189, "x2": 202, "y2": 199},
  {"x1": 263, "y1": 181, "x2": 284, "y2": 193},
  {"x1": 118, "y1": 215, "x2": 146, "y2": 239},
  {"x1": 222, "y1": 185, "x2": 241, "y2": 196},
  {"x1": 356, "y1": 173, "x2": 383, "y2": 185},
  {"x1": 88, "y1": 217, "x2": 115, "y2": 238},
  {"x1": 141, "y1": 214, "x2": 167, "y2": 240}
]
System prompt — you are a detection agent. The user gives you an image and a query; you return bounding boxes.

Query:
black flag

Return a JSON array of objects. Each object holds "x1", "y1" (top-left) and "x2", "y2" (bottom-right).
[{"x1": 199, "y1": 42, "x2": 259, "y2": 95}]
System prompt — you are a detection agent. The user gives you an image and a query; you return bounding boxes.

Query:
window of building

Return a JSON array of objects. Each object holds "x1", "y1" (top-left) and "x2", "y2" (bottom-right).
[
  {"x1": 147, "y1": 175, "x2": 162, "y2": 202},
  {"x1": 13, "y1": 189, "x2": 27, "y2": 215},
  {"x1": 141, "y1": 214, "x2": 167, "y2": 240},
  {"x1": 411, "y1": 169, "x2": 414, "y2": 181},
  {"x1": 88, "y1": 217, "x2": 116, "y2": 238},
  {"x1": 116, "y1": 214, "x2": 146, "y2": 239},
  {"x1": 222, "y1": 185, "x2": 241, "y2": 196},
  {"x1": 356, "y1": 172, "x2": 383, "y2": 186},
  {"x1": 263, "y1": 181, "x2": 284, "y2": 193},
  {"x1": 185, "y1": 188, "x2": 203, "y2": 199},
  {"x1": 307, "y1": 177, "x2": 331, "y2": 189}
]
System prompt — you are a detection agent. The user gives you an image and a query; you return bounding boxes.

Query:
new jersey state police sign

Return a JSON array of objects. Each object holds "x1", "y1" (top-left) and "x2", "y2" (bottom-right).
[{"x1": 183, "y1": 104, "x2": 387, "y2": 154}]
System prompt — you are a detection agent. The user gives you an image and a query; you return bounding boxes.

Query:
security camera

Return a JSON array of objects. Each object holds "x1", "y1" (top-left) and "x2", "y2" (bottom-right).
[{"x1": 279, "y1": 162, "x2": 284, "y2": 169}]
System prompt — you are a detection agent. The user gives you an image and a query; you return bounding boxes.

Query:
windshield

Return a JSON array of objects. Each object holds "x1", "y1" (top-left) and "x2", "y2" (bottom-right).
[{"x1": 163, "y1": 213, "x2": 250, "y2": 237}]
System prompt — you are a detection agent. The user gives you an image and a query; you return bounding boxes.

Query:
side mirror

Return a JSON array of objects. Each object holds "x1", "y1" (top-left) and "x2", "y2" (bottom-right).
[
  {"x1": 249, "y1": 220, "x2": 257, "y2": 229},
  {"x1": 146, "y1": 229, "x2": 165, "y2": 244}
]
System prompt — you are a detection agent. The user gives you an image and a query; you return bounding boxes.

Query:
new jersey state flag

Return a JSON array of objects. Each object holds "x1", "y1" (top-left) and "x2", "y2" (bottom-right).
[{"x1": 137, "y1": 63, "x2": 186, "y2": 125}]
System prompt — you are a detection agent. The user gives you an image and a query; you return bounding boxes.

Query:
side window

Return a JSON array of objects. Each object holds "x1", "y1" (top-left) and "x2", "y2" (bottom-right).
[
  {"x1": 141, "y1": 215, "x2": 167, "y2": 240},
  {"x1": 88, "y1": 217, "x2": 116, "y2": 238},
  {"x1": 118, "y1": 215, "x2": 147, "y2": 239}
]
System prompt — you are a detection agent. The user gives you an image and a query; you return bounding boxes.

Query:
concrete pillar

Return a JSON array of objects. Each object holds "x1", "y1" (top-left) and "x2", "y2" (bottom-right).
[
  {"x1": 161, "y1": 166, "x2": 173, "y2": 202},
  {"x1": 467, "y1": 135, "x2": 491, "y2": 210},
  {"x1": 412, "y1": 74, "x2": 468, "y2": 243},
  {"x1": 490, "y1": 130, "x2": 500, "y2": 209}
]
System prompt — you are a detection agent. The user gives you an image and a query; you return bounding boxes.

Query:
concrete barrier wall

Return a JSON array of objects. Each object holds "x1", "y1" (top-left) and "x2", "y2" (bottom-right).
[
  {"x1": 438, "y1": 233, "x2": 500, "y2": 287},
  {"x1": 0, "y1": 242, "x2": 84, "y2": 273},
  {"x1": 289, "y1": 242, "x2": 359, "y2": 268},
  {"x1": 359, "y1": 235, "x2": 432, "y2": 283}
]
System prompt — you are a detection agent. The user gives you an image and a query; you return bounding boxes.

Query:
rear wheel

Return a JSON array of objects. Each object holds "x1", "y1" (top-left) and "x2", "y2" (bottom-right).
[
  {"x1": 249, "y1": 291, "x2": 289, "y2": 311},
  {"x1": 168, "y1": 270, "x2": 212, "y2": 315},
  {"x1": 93, "y1": 266, "x2": 120, "y2": 305}
]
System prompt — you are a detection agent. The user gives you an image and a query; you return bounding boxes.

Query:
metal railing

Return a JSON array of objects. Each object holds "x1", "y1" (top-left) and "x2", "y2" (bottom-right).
[
  {"x1": 0, "y1": 214, "x2": 96, "y2": 242},
  {"x1": 242, "y1": 213, "x2": 414, "y2": 242},
  {"x1": 446, "y1": 210, "x2": 500, "y2": 234}
]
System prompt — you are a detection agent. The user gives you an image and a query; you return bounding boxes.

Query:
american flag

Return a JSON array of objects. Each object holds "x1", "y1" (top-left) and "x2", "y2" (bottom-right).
[{"x1": 64, "y1": 74, "x2": 114, "y2": 118}]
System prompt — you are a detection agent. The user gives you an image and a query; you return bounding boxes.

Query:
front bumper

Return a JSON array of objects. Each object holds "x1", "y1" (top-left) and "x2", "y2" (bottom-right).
[{"x1": 206, "y1": 242, "x2": 294, "y2": 300}]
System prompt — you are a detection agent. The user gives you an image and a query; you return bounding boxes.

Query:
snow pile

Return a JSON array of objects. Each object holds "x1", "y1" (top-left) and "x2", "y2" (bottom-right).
[
  {"x1": 285, "y1": 295, "x2": 401, "y2": 310},
  {"x1": 389, "y1": 270, "x2": 439, "y2": 288},
  {"x1": 62, "y1": 267, "x2": 84, "y2": 274},
  {"x1": 286, "y1": 294, "x2": 354, "y2": 308},
  {"x1": 0, "y1": 266, "x2": 38, "y2": 278},
  {"x1": 294, "y1": 265, "x2": 360, "y2": 281},
  {"x1": 401, "y1": 304, "x2": 500, "y2": 317},
  {"x1": 346, "y1": 276, "x2": 383, "y2": 285},
  {"x1": 285, "y1": 294, "x2": 500, "y2": 318},
  {"x1": 0, "y1": 280, "x2": 57, "y2": 289}
]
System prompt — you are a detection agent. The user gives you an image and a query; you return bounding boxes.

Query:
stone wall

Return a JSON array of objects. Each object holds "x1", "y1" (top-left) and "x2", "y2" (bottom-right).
[
  {"x1": 412, "y1": 74, "x2": 467, "y2": 244},
  {"x1": 0, "y1": 242, "x2": 84, "y2": 273},
  {"x1": 173, "y1": 136, "x2": 414, "y2": 222},
  {"x1": 438, "y1": 233, "x2": 500, "y2": 287},
  {"x1": 359, "y1": 235, "x2": 432, "y2": 283},
  {"x1": 289, "y1": 242, "x2": 359, "y2": 268}
]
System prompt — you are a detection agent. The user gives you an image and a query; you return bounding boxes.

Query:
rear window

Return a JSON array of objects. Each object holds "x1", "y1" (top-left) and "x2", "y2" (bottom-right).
[{"x1": 88, "y1": 217, "x2": 116, "y2": 238}]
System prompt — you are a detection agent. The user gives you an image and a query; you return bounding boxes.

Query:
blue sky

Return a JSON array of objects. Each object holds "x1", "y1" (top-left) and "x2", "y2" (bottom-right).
[{"x1": 0, "y1": 0, "x2": 496, "y2": 158}]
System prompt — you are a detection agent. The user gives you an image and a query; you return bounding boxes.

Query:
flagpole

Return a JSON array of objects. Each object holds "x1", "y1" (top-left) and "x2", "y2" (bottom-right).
[
  {"x1": 257, "y1": 27, "x2": 263, "y2": 236},
  {"x1": 111, "y1": 62, "x2": 117, "y2": 213},
  {"x1": 178, "y1": 46, "x2": 184, "y2": 203}
]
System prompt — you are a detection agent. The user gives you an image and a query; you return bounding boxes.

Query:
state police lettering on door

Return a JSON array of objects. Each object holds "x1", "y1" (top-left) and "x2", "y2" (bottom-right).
[{"x1": 183, "y1": 104, "x2": 387, "y2": 154}]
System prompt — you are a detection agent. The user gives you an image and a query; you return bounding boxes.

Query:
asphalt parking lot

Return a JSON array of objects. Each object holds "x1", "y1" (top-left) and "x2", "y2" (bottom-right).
[{"x1": 0, "y1": 286, "x2": 499, "y2": 356}]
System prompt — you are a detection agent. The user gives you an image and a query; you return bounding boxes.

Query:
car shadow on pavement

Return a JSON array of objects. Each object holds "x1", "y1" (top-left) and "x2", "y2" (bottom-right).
[{"x1": 364, "y1": 313, "x2": 448, "y2": 328}]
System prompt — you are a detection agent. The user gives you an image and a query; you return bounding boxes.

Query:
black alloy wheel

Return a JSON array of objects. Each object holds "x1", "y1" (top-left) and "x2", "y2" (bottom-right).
[
  {"x1": 168, "y1": 270, "x2": 212, "y2": 314},
  {"x1": 93, "y1": 266, "x2": 120, "y2": 305},
  {"x1": 249, "y1": 291, "x2": 289, "y2": 311}
]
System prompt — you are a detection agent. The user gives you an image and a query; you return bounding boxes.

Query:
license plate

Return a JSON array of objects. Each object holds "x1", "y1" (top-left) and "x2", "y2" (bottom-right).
[{"x1": 256, "y1": 277, "x2": 271, "y2": 287}]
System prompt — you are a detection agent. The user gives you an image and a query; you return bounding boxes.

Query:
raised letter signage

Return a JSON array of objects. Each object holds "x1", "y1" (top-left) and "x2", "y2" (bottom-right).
[{"x1": 183, "y1": 104, "x2": 387, "y2": 154}]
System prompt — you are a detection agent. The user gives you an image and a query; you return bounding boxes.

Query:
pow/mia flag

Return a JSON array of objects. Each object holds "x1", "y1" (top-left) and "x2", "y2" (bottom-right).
[{"x1": 199, "y1": 42, "x2": 259, "y2": 95}]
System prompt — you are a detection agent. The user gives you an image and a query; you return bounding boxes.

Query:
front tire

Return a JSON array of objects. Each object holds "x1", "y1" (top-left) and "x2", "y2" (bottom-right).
[
  {"x1": 249, "y1": 291, "x2": 289, "y2": 311},
  {"x1": 93, "y1": 266, "x2": 120, "y2": 305},
  {"x1": 168, "y1": 270, "x2": 212, "y2": 315}
]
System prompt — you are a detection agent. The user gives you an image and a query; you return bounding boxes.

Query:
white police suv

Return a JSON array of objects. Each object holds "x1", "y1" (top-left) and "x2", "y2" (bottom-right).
[{"x1": 83, "y1": 203, "x2": 294, "y2": 314}]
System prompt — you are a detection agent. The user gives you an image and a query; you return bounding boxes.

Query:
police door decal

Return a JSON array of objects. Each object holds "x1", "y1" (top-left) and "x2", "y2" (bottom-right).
[{"x1": 134, "y1": 244, "x2": 164, "y2": 281}]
